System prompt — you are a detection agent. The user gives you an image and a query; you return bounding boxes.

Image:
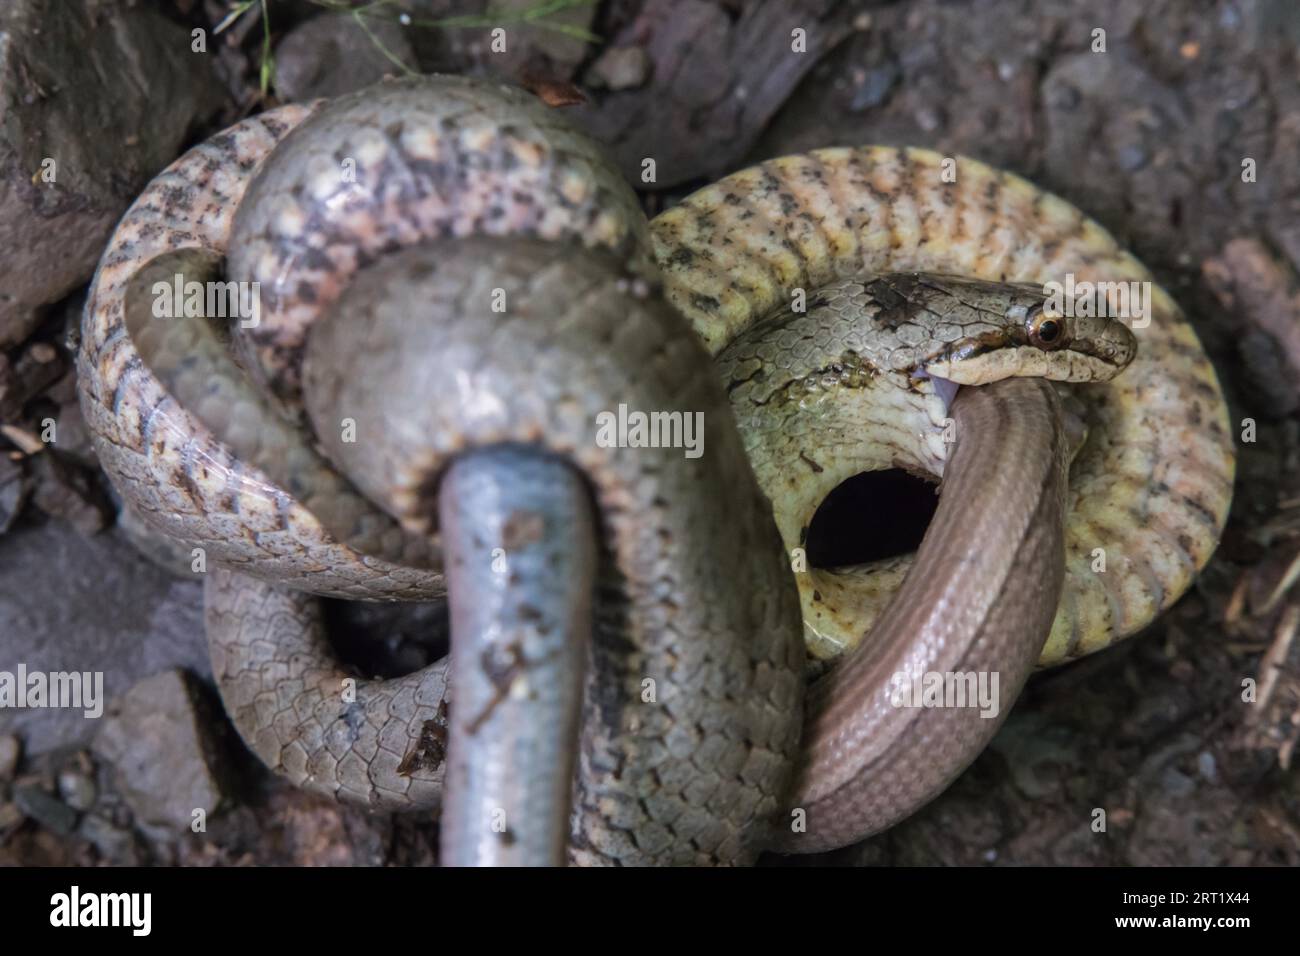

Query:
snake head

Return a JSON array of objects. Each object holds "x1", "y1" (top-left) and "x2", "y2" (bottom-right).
[{"x1": 919, "y1": 277, "x2": 1138, "y2": 386}]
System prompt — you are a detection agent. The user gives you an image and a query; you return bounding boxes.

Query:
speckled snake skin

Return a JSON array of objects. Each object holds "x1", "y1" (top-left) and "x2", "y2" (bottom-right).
[{"x1": 77, "y1": 76, "x2": 1235, "y2": 862}]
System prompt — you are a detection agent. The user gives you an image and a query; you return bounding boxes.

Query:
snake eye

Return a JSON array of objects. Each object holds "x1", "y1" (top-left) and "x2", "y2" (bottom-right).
[{"x1": 1027, "y1": 306, "x2": 1066, "y2": 350}]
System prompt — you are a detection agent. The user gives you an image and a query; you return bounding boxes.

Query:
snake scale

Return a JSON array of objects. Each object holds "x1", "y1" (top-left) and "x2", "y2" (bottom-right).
[{"x1": 77, "y1": 76, "x2": 1234, "y2": 864}]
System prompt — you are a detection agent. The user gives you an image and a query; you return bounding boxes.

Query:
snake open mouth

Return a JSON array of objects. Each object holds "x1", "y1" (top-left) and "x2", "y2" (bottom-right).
[{"x1": 914, "y1": 369, "x2": 961, "y2": 410}]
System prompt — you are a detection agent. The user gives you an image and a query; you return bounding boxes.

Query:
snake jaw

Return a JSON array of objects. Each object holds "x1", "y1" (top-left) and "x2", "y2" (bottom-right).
[
  {"x1": 923, "y1": 315, "x2": 1138, "y2": 385},
  {"x1": 927, "y1": 346, "x2": 1131, "y2": 385},
  {"x1": 908, "y1": 273, "x2": 1138, "y2": 386}
]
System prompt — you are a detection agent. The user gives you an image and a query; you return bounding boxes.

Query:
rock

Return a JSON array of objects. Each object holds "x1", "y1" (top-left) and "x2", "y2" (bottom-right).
[
  {"x1": 849, "y1": 62, "x2": 900, "y2": 112},
  {"x1": 0, "y1": 0, "x2": 224, "y2": 346},
  {"x1": 571, "y1": 0, "x2": 854, "y2": 189},
  {"x1": 29, "y1": 450, "x2": 113, "y2": 535},
  {"x1": 12, "y1": 780, "x2": 77, "y2": 834},
  {"x1": 52, "y1": 398, "x2": 97, "y2": 469},
  {"x1": 56, "y1": 766, "x2": 96, "y2": 811},
  {"x1": 0, "y1": 733, "x2": 19, "y2": 780},
  {"x1": 0, "y1": 519, "x2": 207, "y2": 754},
  {"x1": 1197, "y1": 751, "x2": 1219, "y2": 783},
  {"x1": 273, "y1": 12, "x2": 418, "y2": 102},
  {"x1": 495, "y1": 0, "x2": 596, "y2": 71},
  {"x1": 1041, "y1": 52, "x2": 1187, "y2": 233},
  {"x1": 587, "y1": 46, "x2": 651, "y2": 91},
  {"x1": 77, "y1": 813, "x2": 138, "y2": 864},
  {"x1": 398, "y1": 0, "x2": 597, "y2": 83},
  {"x1": 93, "y1": 670, "x2": 232, "y2": 836},
  {"x1": 0, "y1": 801, "x2": 22, "y2": 832}
]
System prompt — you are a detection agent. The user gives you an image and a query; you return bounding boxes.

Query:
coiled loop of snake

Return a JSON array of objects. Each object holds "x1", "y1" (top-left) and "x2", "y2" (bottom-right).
[
  {"x1": 651, "y1": 149, "x2": 1235, "y2": 668},
  {"x1": 81, "y1": 77, "x2": 804, "y2": 865}
]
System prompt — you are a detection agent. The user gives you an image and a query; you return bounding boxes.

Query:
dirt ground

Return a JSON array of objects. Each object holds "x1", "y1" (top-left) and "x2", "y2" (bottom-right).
[{"x1": 1, "y1": 0, "x2": 1298, "y2": 866}]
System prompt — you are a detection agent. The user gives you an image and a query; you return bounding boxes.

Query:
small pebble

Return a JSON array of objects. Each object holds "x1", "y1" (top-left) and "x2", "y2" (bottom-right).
[
  {"x1": 57, "y1": 768, "x2": 97, "y2": 811},
  {"x1": 1197, "y1": 751, "x2": 1218, "y2": 783},
  {"x1": 13, "y1": 783, "x2": 78, "y2": 835},
  {"x1": 850, "y1": 63, "x2": 899, "y2": 111},
  {"x1": 589, "y1": 46, "x2": 651, "y2": 91}
]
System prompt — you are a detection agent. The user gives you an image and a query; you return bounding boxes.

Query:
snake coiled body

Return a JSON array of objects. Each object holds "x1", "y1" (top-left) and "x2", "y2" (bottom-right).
[
  {"x1": 652, "y1": 148, "x2": 1235, "y2": 667},
  {"x1": 81, "y1": 79, "x2": 804, "y2": 865},
  {"x1": 649, "y1": 150, "x2": 1234, "y2": 849},
  {"x1": 79, "y1": 77, "x2": 1234, "y2": 862}
]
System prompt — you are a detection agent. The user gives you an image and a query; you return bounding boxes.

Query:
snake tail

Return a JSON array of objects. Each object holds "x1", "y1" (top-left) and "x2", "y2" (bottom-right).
[{"x1": 438, "y1": 446, "x2": 597, "y2": 867}]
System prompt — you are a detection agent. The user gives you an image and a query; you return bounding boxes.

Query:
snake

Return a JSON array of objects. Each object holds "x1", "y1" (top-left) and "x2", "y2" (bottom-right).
[
  {"x1": 82, "y1": 78, "x2": 802, "y2": 866},
  {"x1": 76, "y1": 76, "x2": 1234, "y2": 863}
]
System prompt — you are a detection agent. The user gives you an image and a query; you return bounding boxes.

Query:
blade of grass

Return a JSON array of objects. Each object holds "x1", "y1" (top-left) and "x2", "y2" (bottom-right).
[
  {"x1": 259, "y1": 0, "x2": 274, "y2": 96},
  {"x1": 214, "y1": 0, "x2": 256, "y2": 35}
]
